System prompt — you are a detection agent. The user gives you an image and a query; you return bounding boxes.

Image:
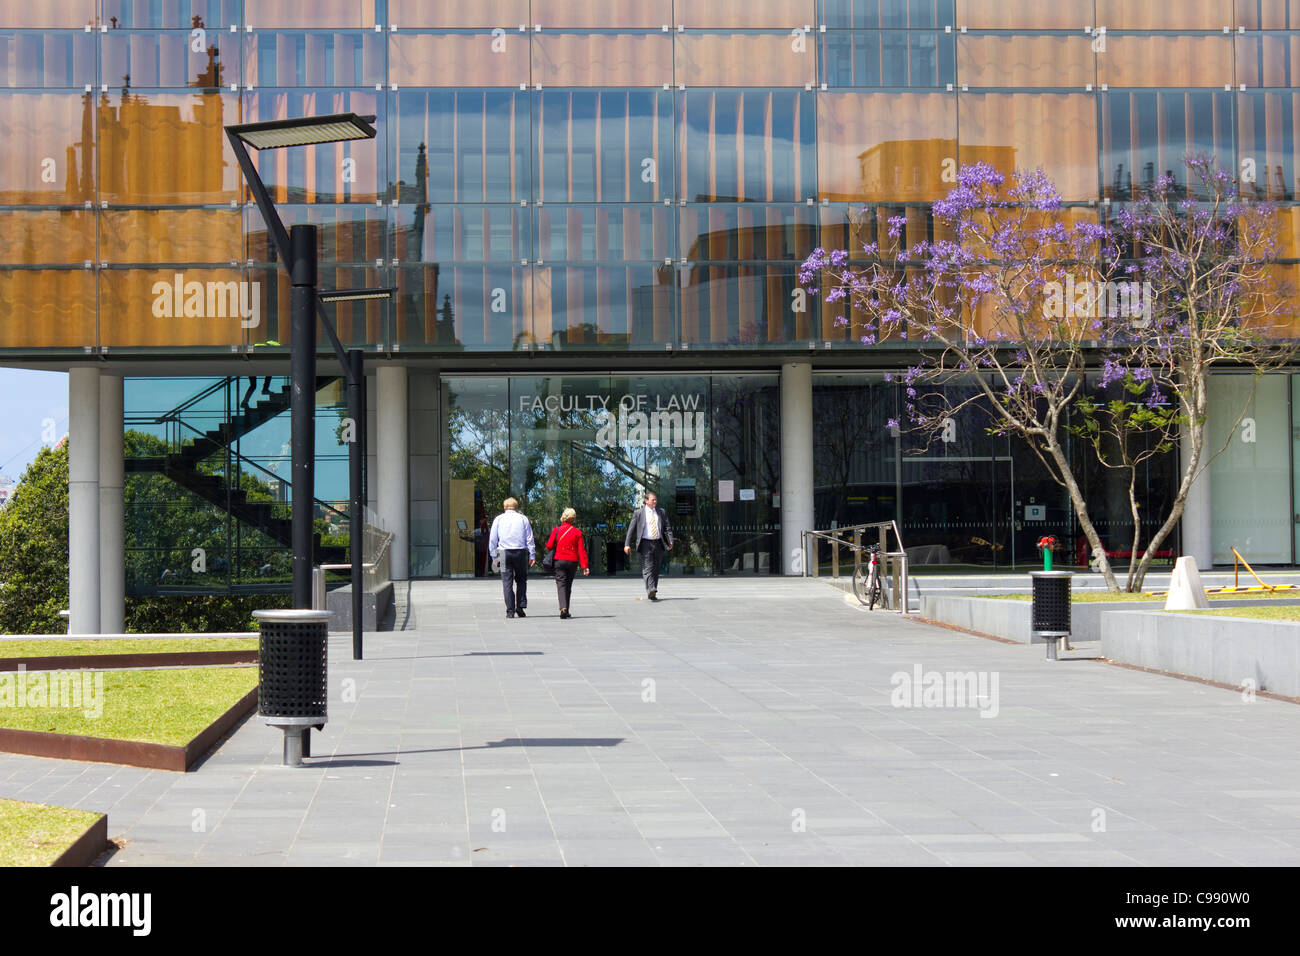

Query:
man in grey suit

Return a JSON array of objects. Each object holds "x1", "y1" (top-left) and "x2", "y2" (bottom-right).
[{"x1": 623, "y1": 491, "x2": 673, "y2": 601}]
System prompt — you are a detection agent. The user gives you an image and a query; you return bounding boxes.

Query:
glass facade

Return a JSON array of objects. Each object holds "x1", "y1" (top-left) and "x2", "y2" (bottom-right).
[
  {"x1": 2, "y1": 1, "x2": 1298, "y2": 354},
  {"x1": 443, "y1": 374, "x2": 779, "y2": 576}
]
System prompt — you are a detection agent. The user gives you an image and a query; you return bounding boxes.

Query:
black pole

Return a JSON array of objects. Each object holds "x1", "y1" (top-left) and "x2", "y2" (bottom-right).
[
  {"x1": 290, "y1": 224, "x2": 318, "y2": 611},
  {"x1": 348, "y1": 348, "x2": 364, "y2": 660}
]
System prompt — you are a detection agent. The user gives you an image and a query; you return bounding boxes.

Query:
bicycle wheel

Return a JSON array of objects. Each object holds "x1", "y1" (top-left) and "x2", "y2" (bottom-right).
[{"x1": 852, "y1": 566, "x2": 871, "y2": 605}]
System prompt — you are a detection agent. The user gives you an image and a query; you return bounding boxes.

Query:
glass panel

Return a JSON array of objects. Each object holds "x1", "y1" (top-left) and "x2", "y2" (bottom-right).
[
  {"x1": 1236, "y1": 32, "x2": 1300, "y2": 88},
  {"x1": 958, "y1": 34, "x2": 1095, "y2": 89},
  {"x1": 1097, "y1": 0, "x2": 1233, "y2": 30},
  {"x1": 959, "y1": 93, "x2": 1099, "y2": 201},
  {"x1": 243, "y1": 30, "x2": 384, "y2": 87},
  {"x1": 243, "y1": 90, "x2": 384, "y2": 204},
  {"x1": 532, "y1": 33, "x2": 672, "y2": 87},
  {"x1": 531, "y1": 0, "x2": 673, "y2": 29},
  {"x1": 813, "y1": 373, "x2": 899, "y2": 532},
  {"x1": 680, "y1": 203, "x2": 818, "y2": 263},
  {"x1": 390, "y1": 0, "x2": 530, "y2": 28},
  {"x1": 393, "y1": 263, "x2": 531, "y2": 348},
  {"x1": 537, "y1": 89, "x2": 673, "y2": 203},
  {"x1": 680, "y1": 1, "x2": 816, "y2": 28},
  {"x1": 99, "y1": 267, "x2": 251, "y2": 347},
  {"x1": 535, "y1": 205, "x2": 672, "y2": 262},
  {"x1": 711, "y1": 375, "x2": 780, "y2": 573},
  {"x1": 679, "y1": 263, "x2": 810, "y2": 345},
  {"x1": 0, "y1": 31, "x2": 95, "y2": 87},
  {"x1": 820, "y1": 30, "x2": 955, "y2": 88},
  {"x1": 675, "y1": 33, "x2": 816, "y2": 87},
  {"x1": 1101, "y1": 90, "x2": 1235, "y2": 199},
  {"x1": 102, "y1": 1, "x2": 239, "y2": 29},
  {"x1": 398, "y1": 204, "x2": 531, "y2": 263},
  {"x1": 0, "y1": 91, "x2": 94, "y2": 203},
  {"x1": 533, "y1": 264, "x2": 674, "y2": 347},
  {"x1": 0, "y1": 0, "x2": 94, "y2": 29},
  {"x1": 247, "y1": 2, "x2": 378, "y2": 28},
  {"x1": 1238, "y1": 91, "x2": 1300, "y2": 200},
  {"x1": 678, "y1": 90, "x2": 816, "y2": 203},
  {"x1": 102, "y1": 30, "x2": 229, "y2": 89},
  {"x1": 823, "y1": 0, "x2": 955, "y2": 29},
  {"x1": 955, "y1": 0, "x2": 1092, "y2": 30},
  {"x1": 102, "y1": 209, "x2": 241, "y2": 264},
  {"x1": 395, "y1": 89, "x2": 530, "y2": 205},
  {"x1": 817, "y1": 91, "x2": 955, "y2": 202},
  {"x1": 0, "y1": 209, "x2": 95, "y2": 263},
  {"x1": 443, "y1": 377, "x2": 510, "y2": 577},
  {"x1": 245, "y1": 204, "x2": 388, "y2": 266},
  {"x1": 390, "y1": 32, "x2": 529, "y2": 87},
  {"x1": 98, "y1": 90, "x2": 238, "y2": 204},
  {"x1": 0, "y1": 269, "x2": 95, "y2": 347},
  {"x1": 1210, "y1": 374, "x2": 1291, "y2": 564},
  {"x1": 1236, "y1": 0, "x2": 1300, "y2": 29},
  {"x1": 1100, "y1": 34, "x2": 1233, "y2": 88}
]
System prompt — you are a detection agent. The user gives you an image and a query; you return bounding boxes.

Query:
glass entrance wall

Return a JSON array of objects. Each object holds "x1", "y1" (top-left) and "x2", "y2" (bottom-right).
[
  {"x1": 1211, "y1": 373, "x2": 1292, "y2": 564},
  {"x1": 442, "y1": 373, "x2": 779, "y2": 577}
]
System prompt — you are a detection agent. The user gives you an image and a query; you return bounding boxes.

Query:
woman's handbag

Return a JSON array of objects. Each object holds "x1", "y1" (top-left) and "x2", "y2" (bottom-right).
[{"x1": 542, "y1": 525, "x2": 574, "y2": 575}]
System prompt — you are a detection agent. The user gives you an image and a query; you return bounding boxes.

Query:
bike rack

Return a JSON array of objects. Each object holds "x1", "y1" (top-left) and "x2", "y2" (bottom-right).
[{"x1": 801, "y1": 520, "x2": 910, "y2": 615}]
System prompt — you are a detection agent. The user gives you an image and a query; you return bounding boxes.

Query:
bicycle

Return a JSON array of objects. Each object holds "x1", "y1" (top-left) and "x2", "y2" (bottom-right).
[{"x1": 852, "y1": 543, "x2": 885, "y2": 610}]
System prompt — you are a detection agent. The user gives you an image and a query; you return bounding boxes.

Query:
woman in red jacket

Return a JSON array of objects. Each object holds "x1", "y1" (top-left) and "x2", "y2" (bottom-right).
[{"x1": 546, "y1": 508, "x2": 589, "y2": 618}]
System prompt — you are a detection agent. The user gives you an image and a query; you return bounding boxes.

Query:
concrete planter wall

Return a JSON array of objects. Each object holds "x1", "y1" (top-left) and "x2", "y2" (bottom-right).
[
  {"x1": 1100, "y1": 610, "x2": 1300, "y2": 698},
  {"x1": 919, "y1": 594, "x2": 1300, "y2": 646}
]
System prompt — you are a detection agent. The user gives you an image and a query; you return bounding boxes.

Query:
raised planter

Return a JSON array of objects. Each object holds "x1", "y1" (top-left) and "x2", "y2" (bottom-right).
[
  {"x1": 920, "y1": 594, "x2": 1300, "y2": 645},
  {"x1": 50, "y1": 813, "x2": 109, "y2": 867},
  {"x1": 1100, "y1": 610, "x2": 1300, "y2": 698},
  {"x1": 0, "y1": 687, "x2": 258, "y2": 772}
]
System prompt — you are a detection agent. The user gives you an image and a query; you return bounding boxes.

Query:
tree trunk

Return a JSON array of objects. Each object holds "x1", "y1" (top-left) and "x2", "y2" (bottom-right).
[
  {"x1": 1045, "y1": 436, "x2": 1119, "y2": 591},
  {"x1": 1124, "y1": 474, "x2": 1143, "y2": 592}
]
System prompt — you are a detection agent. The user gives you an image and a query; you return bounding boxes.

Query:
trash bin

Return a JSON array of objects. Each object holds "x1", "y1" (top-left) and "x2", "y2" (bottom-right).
[
  {"x1": 253, "y1": 609, "x2": 330, "y2": 766},
  {"x1": 1029, "y1": 570, "x2": 1072, "y2": 660}
]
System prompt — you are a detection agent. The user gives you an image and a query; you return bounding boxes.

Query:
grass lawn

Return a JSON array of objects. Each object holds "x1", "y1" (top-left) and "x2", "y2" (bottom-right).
[
  {"x1": 0, "y1": 666, "x2": 257, "y2": 746},
  {"x1": 1184, "y1": 606, "x2": 1300, "y2": 622},
  {"x1": 0, "y1": 799, "x2": 102, "y2": 866},
  {"x1": 0, "y1": 638, "x2": 257, "y2": 659}
]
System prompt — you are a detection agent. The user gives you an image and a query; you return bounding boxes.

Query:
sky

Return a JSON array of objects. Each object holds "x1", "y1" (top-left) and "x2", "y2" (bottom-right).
[{"x1": 0, "y1": 369, "x2": 68, "y2": 482}]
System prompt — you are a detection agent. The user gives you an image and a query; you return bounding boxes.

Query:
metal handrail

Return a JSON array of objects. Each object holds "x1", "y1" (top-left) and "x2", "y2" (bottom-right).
[{"x1": 801, "y1": 520, "x2": 910, "y2": 614}]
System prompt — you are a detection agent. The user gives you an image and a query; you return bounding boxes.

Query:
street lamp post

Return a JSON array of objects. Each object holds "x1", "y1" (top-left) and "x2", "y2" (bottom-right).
[{"x1": 226, "y1": 113, "x2": 393, "y2": 764}]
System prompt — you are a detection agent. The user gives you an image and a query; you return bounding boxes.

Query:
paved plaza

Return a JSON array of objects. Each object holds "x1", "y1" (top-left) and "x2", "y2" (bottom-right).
[{"x1": 2, "y1": 577, "x2": 1298, "y2": 866}]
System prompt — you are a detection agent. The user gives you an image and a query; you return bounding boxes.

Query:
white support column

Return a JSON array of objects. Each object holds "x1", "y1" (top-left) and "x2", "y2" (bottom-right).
[
  {"x1": 780, "y1": 362, "x2": 815, "y2": 575},
  {"x1": 1182, "y1": 420, "x2": 1213, "y2": 568},
  {"x1": 99, "y1": 374, "x2": 124, "y2": 634},
  {"x1": 68, "y1": 367, "x2": 101, "y2": 634},
  {"x1": 377, "y1": 364, "x2": 409, "y2": 580}
]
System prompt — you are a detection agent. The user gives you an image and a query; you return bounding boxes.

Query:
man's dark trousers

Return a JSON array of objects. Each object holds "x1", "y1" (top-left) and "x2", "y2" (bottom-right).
[
  {"x1": 501, "y1": 548, "x2": 529, "y2": 613},
  {"x1": 638, "y1": 538, "x2": 665, "y2": 594}
]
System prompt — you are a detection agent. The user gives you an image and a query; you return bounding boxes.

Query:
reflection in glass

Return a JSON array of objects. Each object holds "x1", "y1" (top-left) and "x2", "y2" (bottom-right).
[
  {"x1": 1102, "y1": 90, "x2": 1234, "y2": 200},
  {"x1": 824, "y1": 0, "x2": 955, "y2": 29},
  {"x1": 1238, "y1": 91, "x2": 1300, "y2": 200},
  {"x1": 817, "y1": 91, "x2": 955, "y2": 202},
  {"x1": 396, "y1": 89, "x2": 529, "y2": 204},
  {"x1": 0, "y1": 90, "x2": 94, "y2": 203},
  {"x1": 537, "y1": 89, "x2": 672, "y2": 204},
  {"x1": 821, "y1": 30, "x2": 954, "y2": 87},
  {"x1": 102, "y1": 30, "x2": 230, "y2": 89},
  {"x1": 0, "y1": 30, "x2": 94, "y2": 87},
  {"x1": 244, "y1": 89, "x2": 384, "y2": 204},
  {"x1": 244, "y1": 30, "x2": 383, "y2": 87},
  {"x1": 679, "y1": 90, "x2": 816, "y2": 203}
]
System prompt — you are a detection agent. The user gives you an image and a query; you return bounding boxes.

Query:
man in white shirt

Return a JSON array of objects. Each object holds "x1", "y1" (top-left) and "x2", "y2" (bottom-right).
[
  {"x1": 488, "y1": 497, "x2": 535, "y2": 618},
  {"x1": 623, "y1": 491, "x2": 673, "y2": 601}
]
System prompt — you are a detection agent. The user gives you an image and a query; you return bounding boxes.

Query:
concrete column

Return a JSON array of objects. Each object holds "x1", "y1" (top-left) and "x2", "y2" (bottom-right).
[
  {"x1": 1182, "y1": 420, "x2": 1213, "y2": 568},
  {"x1": 99, "y1": 375, "x2": 124, "y2": 634},
  {"x1": 780, "y1": 362, "x2": 815, "y2": 575},
  {"x1": 377, "y1": 364, "x2": 409, "y2": 580},
  {"x1": 68, "y1": 367, "x2": 100, "y2": 634}
]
